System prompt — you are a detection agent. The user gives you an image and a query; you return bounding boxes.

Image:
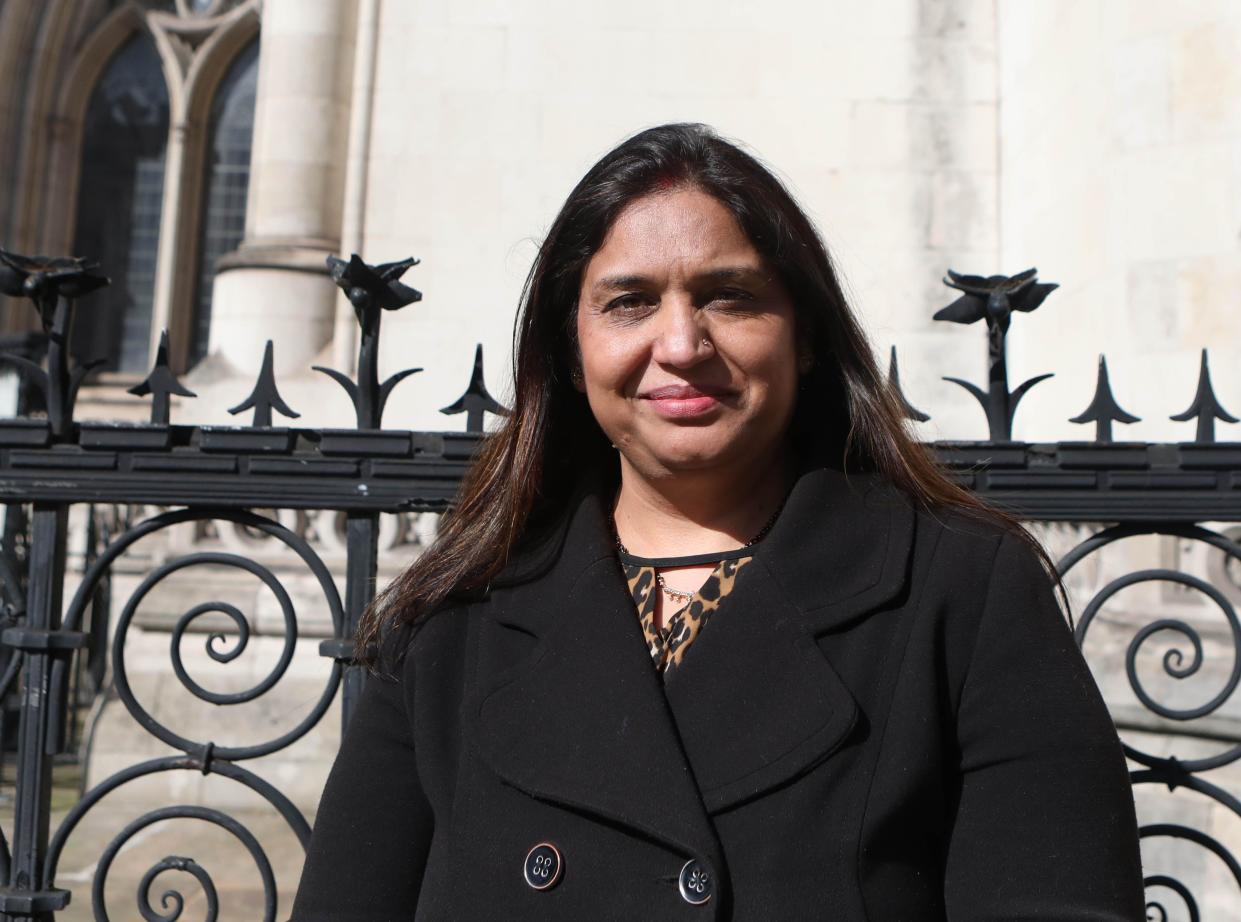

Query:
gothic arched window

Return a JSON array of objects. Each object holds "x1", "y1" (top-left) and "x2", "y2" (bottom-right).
[
  {"x1": 70, "y1": 33, "x2": 170, "y2": 374},
  {"x1": 190, "y1": 38, "x2": 259, "y2": 364}
]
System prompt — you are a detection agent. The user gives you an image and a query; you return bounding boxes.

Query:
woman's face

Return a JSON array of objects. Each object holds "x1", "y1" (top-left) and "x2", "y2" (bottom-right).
[{"x1": 575, "y1": 186, "x2": 807, "y2": 479}]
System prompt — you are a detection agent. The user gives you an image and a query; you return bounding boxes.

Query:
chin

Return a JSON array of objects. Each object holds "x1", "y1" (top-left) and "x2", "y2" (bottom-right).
[{"x1": 644, "y1": 437, "x2": 743, "y2": 474}]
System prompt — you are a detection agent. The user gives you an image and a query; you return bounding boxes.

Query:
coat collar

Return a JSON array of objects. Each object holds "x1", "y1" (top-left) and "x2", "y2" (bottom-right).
[
  {"x1": 487, "y1": 459, "x2": 916, "y2": 633},
  {"x1": 466, "y1": 461, "x2": 915, "y2": 862}
]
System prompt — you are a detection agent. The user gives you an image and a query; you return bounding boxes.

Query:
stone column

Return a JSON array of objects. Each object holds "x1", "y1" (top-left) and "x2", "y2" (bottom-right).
[{"x1": 210, "y1": 0, "x2": 356, "y2": 376}]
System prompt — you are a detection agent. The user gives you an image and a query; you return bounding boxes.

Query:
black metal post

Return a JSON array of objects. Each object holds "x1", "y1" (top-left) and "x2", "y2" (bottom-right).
[
  {"x1": 985, "y1": 321, "x2": 1009, "y2": 439},
  {"x1": 341, "y1": 512, "x2": 378, "y2": 728},
  {"x1": 0, "y1": 505, "x2": 70, "y2": 919}
]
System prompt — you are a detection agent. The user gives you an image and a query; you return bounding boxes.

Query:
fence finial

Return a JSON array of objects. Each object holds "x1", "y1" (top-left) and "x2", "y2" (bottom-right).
[
  {"x1": 129, "y1": 330, "x2": 196, "y2": 426},
  {"x1": 1069, "y1": 355, "x2": 1139, "y2": 443},
  {"x1": 0, "y1": 246, "x2": 111, "y2": 437},
  {"x1": 935, "y1": 267, "x2": 1057, "y2": 441},
  {"x1": 228, "y1": 340, "x2": 299, "y2": 428},
  {"x1": 314, "y1": 254, "x2": 423, "y2": 429},
  {"x1": 1170, "y1": 348, "x2": 1237, "y2": 444},
  {"x1": 440, "y1": 344, "x2": 508, "y2": 432},
  {"x1": 887, "y1": 345, "x2": 929, "y2": 422}
]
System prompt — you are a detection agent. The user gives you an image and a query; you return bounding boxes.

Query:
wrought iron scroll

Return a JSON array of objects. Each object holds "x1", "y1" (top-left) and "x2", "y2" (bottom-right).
[
  {"x1": 38, "y1": 506, "x2": 341, "y2": 920},
  {"x1": 1065, "y1": 524, "x2": 1241, "y2": 918}
]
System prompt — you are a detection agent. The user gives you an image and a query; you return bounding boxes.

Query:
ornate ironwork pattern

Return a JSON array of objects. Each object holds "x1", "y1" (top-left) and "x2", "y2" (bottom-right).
[
  {"x1": 314, "y1": 254, "x2": 424, "y2": 430},
  {"x1": 0, "y1": 248, "x2": 110, "y2": 439},
  {"x1": 0, "y1": 250, "x2": 1233, "y2": 917},
  {"x1": 933, "y1": 266, "x2": 1057, "y2": 441},
  {"x1": 1065, "y1": 524, "x2": 1241, "y2": 919}
]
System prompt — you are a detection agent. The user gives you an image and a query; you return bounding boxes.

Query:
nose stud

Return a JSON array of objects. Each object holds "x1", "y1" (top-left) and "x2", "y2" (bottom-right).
[{"x1": 700, "y1": 338, "x2": 712, "y2": 349}]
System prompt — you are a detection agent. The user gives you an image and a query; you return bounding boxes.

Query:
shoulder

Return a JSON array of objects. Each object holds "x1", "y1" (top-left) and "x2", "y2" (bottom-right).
[
  {"x1": 913, "y1": 502, "x2": 1012, "y2": 568},
  {"x1": 904, "y1": 499, "x2": 1062, "y2": 638},
  {"x1": 887, "y1": 502, "x2": 1073, "y2": 719},
  {"x1": 365, "y1": 601, "x2": 474, "y2": 691},
  {"x1": 855, "y1": 471, "x2": 1040, "y2": 599},
  {"x1": 903, "y1": 486, "x2": 1053, "y2": 578}
]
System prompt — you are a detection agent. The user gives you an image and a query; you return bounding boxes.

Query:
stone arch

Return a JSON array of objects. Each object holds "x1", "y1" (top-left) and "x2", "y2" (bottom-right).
[
  {"x1": 0, "y1": 0, "x2": 117, "y2": 253},
  {"x1": 40, "y1": 2, "x2": 156, "y2": 257},
  {"x1": 23, "y1": 0, "x2": 263, "y2": 370},
  {"x1": 182, "y1": 4, "x2": 261, "y2": 120},
  {"x1": 0, "y1": 2, "x2": 50, "y2": 246}
]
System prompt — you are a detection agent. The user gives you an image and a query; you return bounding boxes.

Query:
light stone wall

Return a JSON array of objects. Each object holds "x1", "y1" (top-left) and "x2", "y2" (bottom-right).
[{"x1": 997, "y1": 0, "x2": 1241, "y2": 443}]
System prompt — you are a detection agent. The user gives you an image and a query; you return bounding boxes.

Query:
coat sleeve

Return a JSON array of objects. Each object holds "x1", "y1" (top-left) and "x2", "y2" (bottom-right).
[
  {"x1": 942, "y1": 531, "x2": 1145, "y2": 921},
  {"x1": 288, "y1": 664, "x2": 432, "y2": 921}
]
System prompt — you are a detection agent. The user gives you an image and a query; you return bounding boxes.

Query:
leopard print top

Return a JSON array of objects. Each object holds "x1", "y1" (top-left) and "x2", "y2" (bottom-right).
[{"x1": 622, "y1": 555, "x2": 753, "y2": 677}]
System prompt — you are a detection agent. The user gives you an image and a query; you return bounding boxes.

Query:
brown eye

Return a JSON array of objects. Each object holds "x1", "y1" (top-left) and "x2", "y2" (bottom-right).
[
  {"x1": 709, "y1": 289, "x2": 755, "y2": 306},
  {"x1": 607, "y1": 294, "x2": 649, "y2": 312}
]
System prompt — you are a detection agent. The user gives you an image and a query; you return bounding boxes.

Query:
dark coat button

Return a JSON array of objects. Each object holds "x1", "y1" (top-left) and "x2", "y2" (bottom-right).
[
  {"x1": 678, "y1": 858, "x2": 713, "y2": 905},
  {"x1": 524, "y1": 842, "x2": 563, "y2": 890}
]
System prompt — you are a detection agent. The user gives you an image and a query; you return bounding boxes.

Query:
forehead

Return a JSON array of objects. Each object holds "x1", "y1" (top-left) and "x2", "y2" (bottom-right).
[{"x1": 584, "y1": 188, "x2": 763, "y2": 281}]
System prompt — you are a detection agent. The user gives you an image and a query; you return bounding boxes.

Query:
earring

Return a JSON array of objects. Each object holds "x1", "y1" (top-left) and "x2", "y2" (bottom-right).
[{"x1": 570, "y1": 367, "x2": 584, "y2": 385}]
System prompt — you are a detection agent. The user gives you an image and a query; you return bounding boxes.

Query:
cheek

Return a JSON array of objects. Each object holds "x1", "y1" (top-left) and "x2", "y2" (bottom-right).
[
  {"x1": 738, "y1": 330, "x2": 799, "y2": 401},
  {"x1": 578, "y1": 326, "x2": 646, "y2": 390}
]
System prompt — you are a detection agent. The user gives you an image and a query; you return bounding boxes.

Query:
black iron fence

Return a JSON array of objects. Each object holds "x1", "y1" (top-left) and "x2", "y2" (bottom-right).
[{"x1": 0, "y1": 251, "x2": 1237, "y2": 919}]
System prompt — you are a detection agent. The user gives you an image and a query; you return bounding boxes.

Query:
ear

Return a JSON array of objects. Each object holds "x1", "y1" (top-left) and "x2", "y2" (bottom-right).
[{"x1": 797, "y1": 345, "x2": 815, "y2": 376}]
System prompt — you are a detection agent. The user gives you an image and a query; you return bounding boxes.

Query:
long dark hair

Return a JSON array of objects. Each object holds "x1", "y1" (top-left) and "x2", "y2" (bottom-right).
[{"x1": 356, "y1": 122, "x2": 1068, "y2": 671}]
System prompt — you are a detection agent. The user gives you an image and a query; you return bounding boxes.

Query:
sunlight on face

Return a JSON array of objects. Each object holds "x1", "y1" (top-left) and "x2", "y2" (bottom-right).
[{"x1": 575, "y1": 186, "x2": 803, "y2": 480}]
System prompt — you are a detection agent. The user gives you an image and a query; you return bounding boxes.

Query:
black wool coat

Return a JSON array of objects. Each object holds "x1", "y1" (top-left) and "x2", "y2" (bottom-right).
[{"x1": 289, "y1": 464, "x2": 1145, "y2": 921}]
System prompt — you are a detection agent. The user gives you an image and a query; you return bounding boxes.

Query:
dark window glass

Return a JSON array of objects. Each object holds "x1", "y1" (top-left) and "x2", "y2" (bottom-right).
[
  {"x1": 70, "y1": 34, "x2": 169, "y2": 374},
  {"x1": 190, "y1": 38, "x2": 258, "y2": 365}
]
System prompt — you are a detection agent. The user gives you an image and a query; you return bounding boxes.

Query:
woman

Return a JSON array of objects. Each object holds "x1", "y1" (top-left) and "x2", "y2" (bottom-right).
[{"x1": 290, "y1": 123, "x2": 1144, "y2": 920}]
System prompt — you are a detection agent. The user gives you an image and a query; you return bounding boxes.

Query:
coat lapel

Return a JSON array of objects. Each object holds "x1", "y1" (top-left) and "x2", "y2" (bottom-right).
[
  {"x1": 664, "y1": 466, "x2": 915, "y2": 813},
  {"x1": 758, "y1": 466, "x2": 915, "y2": 635},
  {"x1": 467, "y1": 462, "x2": 914, "y2": 843},
  {"x1": 467, "y1": 480, "x2": 724, "y2": 864},
  {"x1": 661, "y1": 557, "x2": 861, "y2": 813}
]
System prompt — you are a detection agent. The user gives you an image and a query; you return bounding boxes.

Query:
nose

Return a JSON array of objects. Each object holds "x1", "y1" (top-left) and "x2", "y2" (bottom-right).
[{"x1": 650, "y1": 300, "x2": 710, "y2": 368}]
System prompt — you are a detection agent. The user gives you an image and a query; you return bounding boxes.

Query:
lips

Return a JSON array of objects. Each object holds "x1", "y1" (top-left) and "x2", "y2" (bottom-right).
[
  {"x1": 640, "y1": 384, "x2": 731, "y2": 400},
  {"x1": 640, "y1": 383, "x2": 733, "y2": 418}
]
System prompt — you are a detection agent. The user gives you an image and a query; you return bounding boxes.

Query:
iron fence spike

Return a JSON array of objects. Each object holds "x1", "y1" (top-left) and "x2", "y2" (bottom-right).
[
  {"x1": 126, "y1": 330, "x2": 196, "y2": 426},
  {"x1": 439, "y1": 344, "x2": 510, "y2": 432},
  {"x1": 1170, "y1": 348, "x2": 1238, "y2": 445},
  {"x1": 1069, "y1": 355, "x2": 1140, "y2": 444},
  {"x1": 227, "y1": 340, "x2": 300, "y2": 428},
  {"x1": 887, "y1": 345, "x2": 929, "y2": 422}
]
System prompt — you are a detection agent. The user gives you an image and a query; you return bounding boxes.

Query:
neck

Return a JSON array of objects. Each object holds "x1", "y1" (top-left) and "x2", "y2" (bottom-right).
[{"x1": 612, "y1": 444, "x2": 796, "y2": 558}]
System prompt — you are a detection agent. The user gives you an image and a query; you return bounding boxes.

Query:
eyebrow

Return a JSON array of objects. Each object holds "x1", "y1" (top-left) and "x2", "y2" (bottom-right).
[{"x1": 590, "y1": 266, "x2": 768, "y2": 293}]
